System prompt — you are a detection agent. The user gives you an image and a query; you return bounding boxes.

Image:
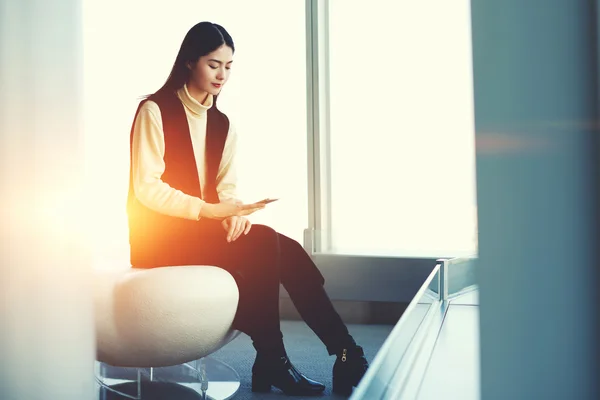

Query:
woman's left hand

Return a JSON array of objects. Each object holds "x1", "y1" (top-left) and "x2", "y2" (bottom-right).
[{"x1": 222, "y1": 216, "x2": 252, "y2": 242}]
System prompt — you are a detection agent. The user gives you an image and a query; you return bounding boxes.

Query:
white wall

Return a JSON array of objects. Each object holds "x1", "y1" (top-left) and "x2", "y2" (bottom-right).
[
  {"x1": 0, "y1": 1, "x2": 95, "y2": 399},
  {"x1": 473, "y1": 1, "x2": 600, "y2": 398}
]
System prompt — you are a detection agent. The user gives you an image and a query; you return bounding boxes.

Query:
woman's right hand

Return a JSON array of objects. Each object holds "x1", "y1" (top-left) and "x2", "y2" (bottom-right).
[{"x1": 199, "y1": 201, "x2": 266, "y2": 220}]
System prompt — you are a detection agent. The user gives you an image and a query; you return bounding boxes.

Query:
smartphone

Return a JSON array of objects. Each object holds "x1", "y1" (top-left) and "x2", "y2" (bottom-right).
[{"x1": 256, "y1": 198, "x2": 279, "y2": 205}]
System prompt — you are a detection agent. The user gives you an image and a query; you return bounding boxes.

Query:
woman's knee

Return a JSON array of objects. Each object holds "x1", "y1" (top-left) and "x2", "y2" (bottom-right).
[
  {"x1": 243, "y1": 224, "x2": 280, "y2": 263},
  {"x1": 248, "y1": 224, "x2": 278, "y2": 243}
]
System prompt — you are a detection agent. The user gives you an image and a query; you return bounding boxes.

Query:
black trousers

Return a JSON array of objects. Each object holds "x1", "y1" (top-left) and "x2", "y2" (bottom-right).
[{"x1": 137, "y1": 219, "x2": 351, "y2": 356}]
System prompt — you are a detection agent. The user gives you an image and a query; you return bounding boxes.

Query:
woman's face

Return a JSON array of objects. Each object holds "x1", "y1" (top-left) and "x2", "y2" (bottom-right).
[{"x1": 187, "y1": 44, "x2": 233, "y2": 101}]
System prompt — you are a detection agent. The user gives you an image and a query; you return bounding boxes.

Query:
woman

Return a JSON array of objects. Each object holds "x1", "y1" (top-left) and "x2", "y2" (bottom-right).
[{"x1": 127, "y1": 21, "x2": 368, "y2": 396}]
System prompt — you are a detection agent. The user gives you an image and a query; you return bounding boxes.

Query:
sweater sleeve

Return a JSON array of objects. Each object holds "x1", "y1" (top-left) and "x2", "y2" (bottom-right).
[
  {"x1": 131, "y1": 101, "x2": 205, "y2": 220},
  {"x1": 216, "y1": 121, "x2": 241, "y2": 204}
]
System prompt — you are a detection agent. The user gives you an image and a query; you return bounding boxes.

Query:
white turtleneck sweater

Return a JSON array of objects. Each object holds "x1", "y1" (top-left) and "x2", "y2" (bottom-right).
[{"x1": 131, "y1": 84, "x2": 239, "y2": 220}]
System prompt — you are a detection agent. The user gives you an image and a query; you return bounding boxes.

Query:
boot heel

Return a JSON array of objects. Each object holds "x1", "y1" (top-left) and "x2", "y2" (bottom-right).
[
  {"x1": 332, "y1": 378, "x2": 354, "y2": 397},
  {"x1": 251, "y1": 374, "x2": 272, "y2": 392}
]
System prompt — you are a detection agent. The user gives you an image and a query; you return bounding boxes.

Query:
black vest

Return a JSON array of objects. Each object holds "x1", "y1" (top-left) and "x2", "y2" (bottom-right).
[{"x1": 126, "y1": 90, "x2": 229, "y2": 267}]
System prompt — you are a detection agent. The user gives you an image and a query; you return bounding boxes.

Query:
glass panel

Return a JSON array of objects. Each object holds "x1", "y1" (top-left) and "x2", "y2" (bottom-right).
[
  {"x1": 95, "y1": 358, "x2": 241, "y2": 399},
  {"x1": 352, "y1": 263, "x2": 441, "y2": 399},
  {"x1": 445, "y1": 256, "x2": 478, "y2": 296},
  {"x1": 326, "y1": 0, "x2": 477, "y2": 258},
  {"x1": 83, "y1": 0, "x2": 308, "y2": 267}
]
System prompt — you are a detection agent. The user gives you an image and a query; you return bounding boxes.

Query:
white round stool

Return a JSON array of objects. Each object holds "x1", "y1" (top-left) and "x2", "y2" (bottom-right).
[{"x1": 93, "y1": 265, "x2": 241, "y2": 400}]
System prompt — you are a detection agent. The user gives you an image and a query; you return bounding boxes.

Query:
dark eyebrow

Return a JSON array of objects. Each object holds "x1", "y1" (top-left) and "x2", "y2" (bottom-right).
[{"x1": 208, "y1": 59, "x2": 233, "y2": 64}]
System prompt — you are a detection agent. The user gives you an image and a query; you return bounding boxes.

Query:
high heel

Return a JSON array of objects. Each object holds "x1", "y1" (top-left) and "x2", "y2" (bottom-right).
[
  {"x1": 251, "y1": 374, "x2": 272, "y2": 392},
  {"x1": 332, "y1": 345, "x2": 369, "y2": 396},
  {"x1": 252, "y1": 354, "x2": 326, "y2": 396}
]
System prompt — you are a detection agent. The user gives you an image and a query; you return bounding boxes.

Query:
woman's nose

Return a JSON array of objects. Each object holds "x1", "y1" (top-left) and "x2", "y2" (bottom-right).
[{"x1": 216, "y1": 68, "x2": 225, "y2": 81}]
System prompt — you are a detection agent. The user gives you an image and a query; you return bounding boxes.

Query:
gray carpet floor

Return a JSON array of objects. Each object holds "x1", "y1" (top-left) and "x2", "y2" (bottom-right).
[
  {"x1": 97, "y1": 320, "x2": 393, "y2": 400},
  {"x1": 210, "y1": 320, "x2": 394, "y2": 399}
]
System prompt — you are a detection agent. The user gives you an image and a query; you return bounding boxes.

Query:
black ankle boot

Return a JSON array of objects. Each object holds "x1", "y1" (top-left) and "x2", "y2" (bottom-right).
[
  {"x1": 252, "y1": 353, "x2": 326, "y2": 396},
  {"x1": 332, "y1": 345, "x2": 369, "y2": 396}
]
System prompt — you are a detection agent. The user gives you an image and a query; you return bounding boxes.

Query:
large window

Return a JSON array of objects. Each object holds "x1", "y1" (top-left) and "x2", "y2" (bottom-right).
[
  {"x1": 83, "y1": 0, "x2": 308, "y2": 267},
  {"x1": 321, "y1": 0, "x2": 478, "y2": 258}
]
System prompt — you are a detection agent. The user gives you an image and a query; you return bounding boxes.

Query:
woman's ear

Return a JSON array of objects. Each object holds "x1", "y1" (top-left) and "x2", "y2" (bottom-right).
[{"x1": 186, "y1": 61, "x2": 193, "y2": 70}]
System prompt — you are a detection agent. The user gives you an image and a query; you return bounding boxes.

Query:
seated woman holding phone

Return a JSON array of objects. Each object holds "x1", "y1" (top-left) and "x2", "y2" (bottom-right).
[{"x1": 126, "y1": 21, "x2": 369, "y2": 397}]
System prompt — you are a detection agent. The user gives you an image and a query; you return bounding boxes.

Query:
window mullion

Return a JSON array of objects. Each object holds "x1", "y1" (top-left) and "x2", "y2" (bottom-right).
[{"x1": 305, "y1": 0, "x2": 332, "y2": 254}]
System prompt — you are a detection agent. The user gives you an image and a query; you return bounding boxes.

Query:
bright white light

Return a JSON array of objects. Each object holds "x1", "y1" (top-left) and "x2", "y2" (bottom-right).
[{"x1": 328, "y1": 0, "x2": 478, "y2": 257}]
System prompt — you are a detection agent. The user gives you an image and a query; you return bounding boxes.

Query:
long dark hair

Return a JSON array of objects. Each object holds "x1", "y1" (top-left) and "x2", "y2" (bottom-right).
[{"x1": 149, "y1": 22, "x2": 234, "y2": 98}]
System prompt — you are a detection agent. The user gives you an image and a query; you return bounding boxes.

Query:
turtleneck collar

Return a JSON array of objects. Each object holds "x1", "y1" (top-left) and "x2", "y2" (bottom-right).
[{"x1": 176, "y1": 84, "x2": 213, "y2": 117}]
